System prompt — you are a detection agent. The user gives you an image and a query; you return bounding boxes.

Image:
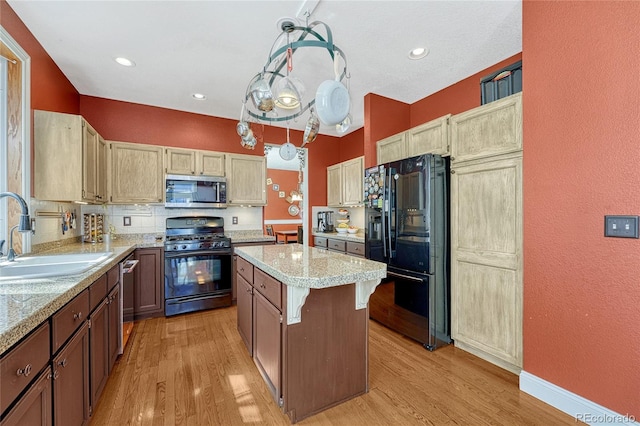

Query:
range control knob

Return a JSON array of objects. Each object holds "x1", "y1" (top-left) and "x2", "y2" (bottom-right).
[{"x1": 181, "y1": 245, "x2": 187, "y2": 250}]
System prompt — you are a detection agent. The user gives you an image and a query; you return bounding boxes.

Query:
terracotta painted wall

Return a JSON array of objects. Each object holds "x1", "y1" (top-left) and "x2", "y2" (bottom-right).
[
  {"x1": 363, "y1": 93, "x2": 410, "y2": 168},
  {"x1": 522, "y1": 1, "x2": 639, "y2": 417},
  {"x1": 264, "y1": 169, "x2": 300, "y2": 233},
  {"x1": 1, "y1": 0, "x2": 80, "y2": 114}
]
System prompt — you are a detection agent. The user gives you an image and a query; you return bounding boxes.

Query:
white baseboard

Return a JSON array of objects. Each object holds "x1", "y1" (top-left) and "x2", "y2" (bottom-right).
[{"x1": 520, "y1": 371, "x2": 638, "y2": 425}]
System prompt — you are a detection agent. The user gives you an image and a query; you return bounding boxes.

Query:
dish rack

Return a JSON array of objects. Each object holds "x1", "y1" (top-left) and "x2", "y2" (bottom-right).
[{"x1": 83, "y1": 213, "x2": 104, "y2": 243}]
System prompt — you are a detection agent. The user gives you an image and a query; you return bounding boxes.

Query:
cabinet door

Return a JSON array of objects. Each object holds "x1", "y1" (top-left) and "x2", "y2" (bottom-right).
[
  {"x1": 96, "y1": 135, "x2": 108, "y2": 202},
  {"x1": 134, "y1": 248, "x2": 164, "y2": 318},
  {"x1": 82, "y1": 120, "x2": 99, "y2": 202},
  {"x1": 253, "y1": 291, "x2": 281, "y2": 404},
  {"x1": 407, "y1": 114, "x2": 450, "y2": 157},
  {"x1": 341, "y1": 157, "x2": 364, "y2": 206},
  {"x1": 198, "y1": 151, "x2": 225, "y2": 176},
  {"x1": 166, "y1": 148, "x2": 196, "y2": 175},
  {"x1": 450, "y1": 92, "x2": 522, "y2": 163},
  {"x1": 0, "y1": 367, "x2": 52, "y2": 426},
  {"x1": 450, "y1": 155, "x2": 523, "y2": 372},
  {"x1": 107, "y1": 285, "x2": 121, "y2": 373},
  {"x1": 376, "y1": 132, "x2": 406, "y2": 164},
  {"x1": 236, "y1": 274, "x2": 253, "y2": 355},
  {"x1": 89, "y1": 299, "x2": 109, "y2": 409},
  {"x1": 110, "y1": 142, "x2": 164, "y2": 203},
  {"x1": 226, "y1": 154, "x2": 267, "y2": 205},
  {"x1": 326, "y1": 164, "x2": 342, "y2": 207},
  {"x1": 53, "y1": 321, "x2": 90, "y2": 426}
]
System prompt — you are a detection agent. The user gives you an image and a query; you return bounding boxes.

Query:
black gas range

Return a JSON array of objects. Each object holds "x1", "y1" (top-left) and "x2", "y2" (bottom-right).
[{"x1": 164, "y1": 216, "x2": 232, "y2": 316}]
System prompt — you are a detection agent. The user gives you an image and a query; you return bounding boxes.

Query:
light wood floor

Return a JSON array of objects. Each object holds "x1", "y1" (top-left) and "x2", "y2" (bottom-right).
[{"x1": 90, "y1": 306, "x2": 577, "y2": 425}]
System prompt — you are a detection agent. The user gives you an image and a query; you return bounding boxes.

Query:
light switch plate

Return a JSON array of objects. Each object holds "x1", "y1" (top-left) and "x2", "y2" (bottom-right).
[{"x1": 604, "y1": 215, "x2": 639, "y2": 238}]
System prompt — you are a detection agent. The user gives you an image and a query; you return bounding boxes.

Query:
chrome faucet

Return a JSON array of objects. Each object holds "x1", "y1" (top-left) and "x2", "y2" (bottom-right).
[{"x1": 0, "y1": 192, "x2": 31, "y2": 261}]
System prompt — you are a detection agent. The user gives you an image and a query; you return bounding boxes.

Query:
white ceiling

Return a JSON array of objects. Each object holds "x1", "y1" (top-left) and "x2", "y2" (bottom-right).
[{"x1": 7, "y1": 0, "x2": 522, "y2": 138}]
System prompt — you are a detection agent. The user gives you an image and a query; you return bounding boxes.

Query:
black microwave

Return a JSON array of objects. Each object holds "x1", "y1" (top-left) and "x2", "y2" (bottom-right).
[{"x1": 165, "y1": 174, "x2": 227, "y2": 208}]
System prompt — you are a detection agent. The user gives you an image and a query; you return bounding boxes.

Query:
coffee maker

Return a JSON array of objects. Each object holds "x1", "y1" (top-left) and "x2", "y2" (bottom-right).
[{"x1": 317, "y1": 211, "x2": 334, "y2": 233}]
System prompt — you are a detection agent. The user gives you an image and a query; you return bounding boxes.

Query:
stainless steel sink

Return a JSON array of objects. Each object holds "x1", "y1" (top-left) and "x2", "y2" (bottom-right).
[{"x1": 0, "y1": 252, "x2": 114, "y2": 281}]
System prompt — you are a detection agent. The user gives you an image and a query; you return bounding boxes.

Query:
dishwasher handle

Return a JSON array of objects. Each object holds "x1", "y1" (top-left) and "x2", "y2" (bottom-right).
[{"x1": 121, "y1": 259, "x2": 139, "y2": 274}]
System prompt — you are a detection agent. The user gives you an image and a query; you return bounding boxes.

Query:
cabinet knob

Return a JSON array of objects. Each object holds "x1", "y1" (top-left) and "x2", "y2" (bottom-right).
[
  {"x1": 73, "y1": 311, "x2": 83, "y2": 320},
  {"x1": 58, "y1": 358, "x2": 68, "y2": 368},
  {"x1": 450, "y1": 170, "x2": 456, "y2": 174},
  {"x1": 53, "y1": 370, "x2": 60, "y2": 380},
  {"x1": 450, "y1": 156, "x2": 455, "y2": 161},
  {"x1": 16, "y1": 364, "x2": 32, "y2": 377}
]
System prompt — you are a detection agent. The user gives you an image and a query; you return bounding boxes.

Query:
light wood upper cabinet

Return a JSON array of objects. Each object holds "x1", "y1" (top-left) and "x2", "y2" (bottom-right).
[
  {"x1": 407, "y1": 114, "x2": 451, "y2": 157},
  {"x1": 97, "y1": 136, "x2": 108, "y2": 203},
  {"x1": 165, "y1": 148, "x2": 225, "y2": 176},
  {"x1": 450, "y1": 92, "x2": 522, "y2": 163},
  {"x1": 34, "y1": 110, "x2": 107, "y2": 203},
  {"x1": 327, "y1": 156, "x2": 364, "y2": 207},
  {"x1": 450, "y1": 154, "x2": 523, "y2": 373},
  {"x1": 376, "y1": 133, "x2": 406, "y2": 164},
  {"x1": 109, "y1": 141, "x2": 164, "y2": 203},
  {"x1": 226, "y1": 154, "x2": 266, "y2": 205},
  {"x1": 376, "y1": 114, "x2": 451, "y2": 165}
]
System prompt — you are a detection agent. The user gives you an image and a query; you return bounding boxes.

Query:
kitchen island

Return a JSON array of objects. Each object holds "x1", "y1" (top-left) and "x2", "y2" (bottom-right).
[{"x1": 235, "y1": 243, "x2": 386, "y2": 423}]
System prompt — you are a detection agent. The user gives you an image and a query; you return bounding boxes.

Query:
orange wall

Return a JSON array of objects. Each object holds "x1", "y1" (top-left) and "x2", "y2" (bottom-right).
[
  {"x1": 264, "y1": 169, "x2": 300, "y2": 232},
  {"x1": 522, "y1": 1, "x2": 639, "y2": 416},
  {"x1": 363, "y1": 93, "x2": 410, "y2": 168},
  {"x1": 410, "y1": 53, "x2": 522, "y2": 126}
]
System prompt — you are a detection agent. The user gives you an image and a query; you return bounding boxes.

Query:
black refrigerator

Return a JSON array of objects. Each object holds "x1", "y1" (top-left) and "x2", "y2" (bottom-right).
[{"x1": 364, "y1": 154, "x2": 451, "y2": 350}]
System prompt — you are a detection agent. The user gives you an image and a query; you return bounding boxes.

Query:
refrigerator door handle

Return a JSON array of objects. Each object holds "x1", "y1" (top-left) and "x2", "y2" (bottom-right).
[
  {"x1": 387, "y1": 270, "x2": 432, "y2": 283},
  {"x1": 386, "y1": 169, "x2": 393, "y2": 259}
]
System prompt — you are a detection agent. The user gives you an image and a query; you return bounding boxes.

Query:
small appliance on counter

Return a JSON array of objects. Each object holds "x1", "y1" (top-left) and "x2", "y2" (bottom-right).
[{"x1": 317, "y1": 211, "x2": 334, "y2": 233}]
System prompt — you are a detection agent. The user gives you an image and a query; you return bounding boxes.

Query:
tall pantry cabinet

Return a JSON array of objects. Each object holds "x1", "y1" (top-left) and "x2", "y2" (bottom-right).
[{"x1": 449, "y1": 93, "x2": 523, "y2": 374}]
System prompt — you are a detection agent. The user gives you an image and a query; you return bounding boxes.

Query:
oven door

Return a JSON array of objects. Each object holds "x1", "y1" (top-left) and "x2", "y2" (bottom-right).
[{"x1": 164, "y1": 249, "x2": 232, "y2": 316}]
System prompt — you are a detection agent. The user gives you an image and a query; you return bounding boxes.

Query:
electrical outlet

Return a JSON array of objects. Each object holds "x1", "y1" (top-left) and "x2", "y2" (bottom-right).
[
  {"x1": 123, "y1": 216, "x2": 131, "y2": 226},
  {"x1": 232, "y1": 216, "x2": 238, "y2": 225},
  {"x1": 604, "y1": 215, "x2": 639, "y2": 238}
]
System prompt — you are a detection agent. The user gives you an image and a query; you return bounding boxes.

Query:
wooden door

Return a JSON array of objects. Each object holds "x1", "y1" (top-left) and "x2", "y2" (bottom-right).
[
  {"x1": 407, "y1": 114, "x2": 450, "y2": 157},
  {"x1": 253, "y1": 291, "x2": 282, "y2": 404},
  {"x1": 450, "y1": 154, "x2": 523, "y2": 373},
  {"x1": 226, "y1": 154, "x2": 267, "y2": 205},
  {"x1": 110, "y1": 142, "x2": 164, "y2": 203},
  {"x1": 326, "y1": 163, "x2": 342, "y2": 207},
  {"x1": 376, "y1": 132, "x2": 406, "y2": 164},
  {"x1": 165, "y1": 148, "x2": 196, "y2": 175},
  {"x1": 341, "y1": 157, "x2": 364, "y2": 206},
  {"x1": 450, "y1": 93, "x2": 522, "y2": 163},
  {"x1": 53, "y1": 321, "x2": 90, "y2": 426},
  {"x1": 0, "y1": 367, "x2": 52, "y2": 426},
  {"x1": 82, "y1": 120, "x2": 98, "y2": 202},
  {"x1": 134, "y1": 248, "x2": 163, "y2": 318},
  {"x1": 198, "y1": 151, "x2": 225, "y2": 176},
  {"x1": 107, "y1": 285, "x2": 121, "y2": 373},
  {"x1": 89, "y1": 299, "x2": 109, "y2": 408},
  {"x1": 236, "y1": 274, "x2": 253, "y2": 355}
]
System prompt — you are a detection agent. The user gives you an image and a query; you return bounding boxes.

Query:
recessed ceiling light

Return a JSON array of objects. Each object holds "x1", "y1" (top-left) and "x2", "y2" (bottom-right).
[
  {"x1": 115, "y1": 57, "x2": 135, "y2": 67},
  {"x1": 192, "y1": 93, "x2": 206, "y2": 100},
  {"x1": 408, "y1": 47, "x2": 429, "y2": 60}
]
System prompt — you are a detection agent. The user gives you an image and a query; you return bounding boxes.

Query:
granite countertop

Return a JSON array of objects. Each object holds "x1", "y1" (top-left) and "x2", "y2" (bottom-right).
[
  {"x1": 226, "y1": 230, "x2": 276, "y2": 244},
  {"x1": 312, "y1": 230, "x2": 365, "y2": 243},
  {"x1": 0, "y1": 237, "x2": 161, "y2": 354},
  {"x1": 235, "y1": 243, "x2": 386, "y2": 289}
]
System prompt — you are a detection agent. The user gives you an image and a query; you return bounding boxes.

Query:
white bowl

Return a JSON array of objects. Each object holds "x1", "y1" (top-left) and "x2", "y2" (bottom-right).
[
  {"x1": 336, "y1": 227, "x2": 348, "y2": 233},
  {"x1": 347, "y1": 228, "x2": 358, "y2": 234},
  {"x1": 315, "y1": 80, "x2": 350, "y2": 126},
  {"x1": 336, "y1": 218, "x2": 350, "y2": 224}
]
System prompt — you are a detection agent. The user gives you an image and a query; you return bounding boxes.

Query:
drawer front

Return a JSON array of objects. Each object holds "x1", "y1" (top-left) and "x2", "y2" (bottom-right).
[
  {"x1": 253, "y1": 268, "x2": 282, "y2": 310},
  {"x1": 52, "y1": 289, "x2": 89, "y2": 354},
  {"x1": 0, "y1": 322, "x2": 50, "y2": 414},
  {"x1": 328, "y1": 239, "x2": 346, "y2": 252},
  {"x1": 313, "y1": 236, "x2": 328, "y2": 248},
  {"x1": 107, "y1": 263, "x2": 120, "y2": 291},
  {"x1": 237, "y1": 256, "x2": 254, "y2": 284},
  {"x1": 346, "y1": 241, "x2": 365, "y2": 257},
  {"x1": 89, "y1": 274, "x2": 108, "y2": 314}
]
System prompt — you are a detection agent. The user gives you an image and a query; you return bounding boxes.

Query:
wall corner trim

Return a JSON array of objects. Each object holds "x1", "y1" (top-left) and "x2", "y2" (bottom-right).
[{"x1": 520, "y1": 371, "x2": 638, "y2": 425}]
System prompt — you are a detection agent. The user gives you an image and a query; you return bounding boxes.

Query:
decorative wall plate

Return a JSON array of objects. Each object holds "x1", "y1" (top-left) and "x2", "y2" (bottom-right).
[{"x1": 288, "y1": 204, "x2": 300, "y2": 216}]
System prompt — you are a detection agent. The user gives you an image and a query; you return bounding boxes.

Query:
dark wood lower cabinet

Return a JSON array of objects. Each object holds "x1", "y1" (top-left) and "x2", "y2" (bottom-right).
[
  {"x1": 252, "y1": 291, "x2": 282, "y2": 402},
  {"x1": 134, "y1": 248, "x2": 164, "y2": 319},
  {"x1": 236, "y1": 275, "x2": 253, "y2": 356},
  {"x1": 0, "y1": 367, "x2": 52, "y2": 426},
  {"x1": 89, "y1": 299, "x2": 109, "y2": 411},
  {"x1": 53, "y1": 321, "x2": 90, "y2": 426},
  {"x1": 107, "y1": 284, "x2": 121, "y2": 373}
]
